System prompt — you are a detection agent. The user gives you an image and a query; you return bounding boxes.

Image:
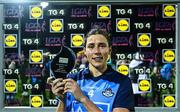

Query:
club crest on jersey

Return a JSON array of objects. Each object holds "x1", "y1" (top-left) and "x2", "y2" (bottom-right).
[{"x1": 102, "y1": 88, "x2": 114, "y2": 97}]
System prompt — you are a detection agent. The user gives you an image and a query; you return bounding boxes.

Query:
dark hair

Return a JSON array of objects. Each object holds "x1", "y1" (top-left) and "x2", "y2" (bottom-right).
[{"x1": 85, "y1": 26, "x2": 111, "y2": 47}]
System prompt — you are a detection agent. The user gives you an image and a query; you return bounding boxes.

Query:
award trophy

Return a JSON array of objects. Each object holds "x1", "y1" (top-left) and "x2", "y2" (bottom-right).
[{"x1": 50, "y1": 46, "x2": 76, "y2": 79}]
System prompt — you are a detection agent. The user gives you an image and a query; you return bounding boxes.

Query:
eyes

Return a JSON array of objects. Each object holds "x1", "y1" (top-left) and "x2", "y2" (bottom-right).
[{"x1": 87, "y1": 43, "x2": 107, "y2": 49}]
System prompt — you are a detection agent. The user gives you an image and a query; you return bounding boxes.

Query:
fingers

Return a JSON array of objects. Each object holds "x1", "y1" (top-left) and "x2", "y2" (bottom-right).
[
  {"x1": 63, "y1": 88, "x2": 72, "y2": 94},
  {"x1": 50, "y1": 78, "x2": 66, "y2": 97},
  {"x1": 64, "y1": 78, "x2": 75, "y2": 89},
  {"x1": 53, "y1": 78, "x2": 63, "y2": 83},
  {"x1": 48, "y1": 78, "x2": 77, "y2": 95},
  {"x1": 47, "y1": 77, "x2": 65, "y2": 91},
  {"x1": 63, "y1": 78, "x2": 77, "y2": 94},
  {"x1": 52, "y1": 78, "x2": 65, "y2": 91},
  {"x1": 64, "y1": 81, "x2": 72, "y2": 90},
  {"x1": 47, "y1": 77, "x2": 64, "y2": 87},
  {"x1": 63, "y1": 78, "x2": 75, "y2": 83},
  {"x1": 51, "y1": 78, "x2": 63, "y2": 87},
  {"x1": 47, "y1": 77, "x2": 54, "y2": 85},
  {"x1": 63, "y1": 83, "x2": 73, "y2": 94},
  {"x1": 53, "y1": 86, "x2": 64, "y2": 95}
]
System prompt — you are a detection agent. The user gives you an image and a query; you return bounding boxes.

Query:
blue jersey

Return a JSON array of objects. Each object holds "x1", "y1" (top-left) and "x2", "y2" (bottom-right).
[{"x1": 66, "y1": 66, "x2": 134, "y2": 112}]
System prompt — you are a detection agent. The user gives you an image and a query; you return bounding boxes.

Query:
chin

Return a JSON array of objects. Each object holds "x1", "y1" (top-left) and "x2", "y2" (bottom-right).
[{"x1": 92, "y1": 63, "x2": 104, "y2": 69}]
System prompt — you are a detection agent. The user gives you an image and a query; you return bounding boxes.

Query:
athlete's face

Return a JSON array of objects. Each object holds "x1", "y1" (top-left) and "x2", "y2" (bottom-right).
[{"x1": 84, "y1": 34, "x2": 111, "y2": 70}]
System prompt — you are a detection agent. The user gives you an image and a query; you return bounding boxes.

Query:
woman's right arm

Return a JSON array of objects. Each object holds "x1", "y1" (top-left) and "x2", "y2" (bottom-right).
[
  {"x1": 56, "y1": 100, "x2": 65, "y2": 112},
  {"x1": 47, "y1": 77, "x2": 66, "y2": 112}
]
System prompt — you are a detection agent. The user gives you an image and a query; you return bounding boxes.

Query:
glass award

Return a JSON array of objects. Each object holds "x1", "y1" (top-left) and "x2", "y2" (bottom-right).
[{"x1": 50, "y1": 46, "x2": 76, "y2": 79}]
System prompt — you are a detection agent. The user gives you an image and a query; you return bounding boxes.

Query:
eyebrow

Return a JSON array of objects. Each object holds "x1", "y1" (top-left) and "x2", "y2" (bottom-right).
[{"x1": 87, "y1": 42, "x2": 107, "y2": 46}]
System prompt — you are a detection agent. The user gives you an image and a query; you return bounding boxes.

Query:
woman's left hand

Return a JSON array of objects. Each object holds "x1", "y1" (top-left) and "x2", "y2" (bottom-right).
[{"x1": 63, "y1": 78, "x2": 86, "y2": 102}]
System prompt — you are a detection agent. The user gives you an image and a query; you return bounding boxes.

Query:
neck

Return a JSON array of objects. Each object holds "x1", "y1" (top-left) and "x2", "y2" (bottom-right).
[{"x1": 89, "y1": 64, "x2": 107, "y2": 77}]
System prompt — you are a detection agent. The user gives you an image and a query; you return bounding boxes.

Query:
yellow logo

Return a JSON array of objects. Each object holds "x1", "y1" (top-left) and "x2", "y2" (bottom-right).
[
  {"x1": 72, "y1": 34, "x2": 84, "y2": 47},
  {"x1": 31, "y1": 6, "x2": 43, "y2": 19},
  {"x1": 31, "y1": 96, "x2": 42, "y2": 108},
  {"x1": 138, "y1": 34, "x2": 151, "y2": 47},
  {"x1": 164, "y1": 5, "x2": 176, "y2": 17},
  {"x1": 30, "y1": 51, "x2": 43, "y2": 63},
  {"x1": 98, "y1": 5, "x2": 111, "y2": 18},
  {"x1": 117, "y1": 65, "x2": 129, "y2": 76},
  {"x1": 5, "y1": 80, "x2": 16, "y2": 93},
  {"x1": 138, "y1": 80, "x2": 150, "y2": 92},
  {"x1": 163, "y1": 95, "x2": 175, "y2": 107},
  {"x1": 163, "y1": 50, "x2": 175, "y2": 62},
  {"x1": 117, "y1": 19, "x2": 129, "y2": 32},
  {"x1": 4, "y1": 34, "x2": 16, "y2": 47},
  {"x1": 50, "y1": 19, "x2": 63, "y2": 32}
]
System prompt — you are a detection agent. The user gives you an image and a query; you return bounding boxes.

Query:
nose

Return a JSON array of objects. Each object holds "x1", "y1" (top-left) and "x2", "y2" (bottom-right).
[{"x1": 93, "y1": 47, "x2": 100, "y2": 54}]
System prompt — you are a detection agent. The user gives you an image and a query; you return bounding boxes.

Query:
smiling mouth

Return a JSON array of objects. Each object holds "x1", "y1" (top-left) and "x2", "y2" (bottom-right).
[{"x1": 92, "y1": 57, "x2": 103, "y2": 62}]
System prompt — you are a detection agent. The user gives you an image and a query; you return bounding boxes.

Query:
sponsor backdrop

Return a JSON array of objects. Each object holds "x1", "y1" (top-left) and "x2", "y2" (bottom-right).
[{"x1": 2, "y1": 2, "x2": 177, "y2": 108}]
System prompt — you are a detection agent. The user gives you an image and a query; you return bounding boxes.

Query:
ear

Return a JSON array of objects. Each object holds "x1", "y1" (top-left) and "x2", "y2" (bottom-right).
[{"x1": 109, "y1": 46, "x2": 112, "y2": 54}]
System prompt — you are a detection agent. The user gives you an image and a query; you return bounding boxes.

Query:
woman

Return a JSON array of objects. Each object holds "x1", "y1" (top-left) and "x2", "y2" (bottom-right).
[{"x1": 47, "y1": 27, "x2": 135, "y2": 112}]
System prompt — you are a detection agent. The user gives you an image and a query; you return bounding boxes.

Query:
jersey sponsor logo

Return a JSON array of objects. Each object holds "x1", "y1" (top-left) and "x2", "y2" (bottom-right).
[{"x1": 102, "y1": 88, "x2": 114, "y2": 97}]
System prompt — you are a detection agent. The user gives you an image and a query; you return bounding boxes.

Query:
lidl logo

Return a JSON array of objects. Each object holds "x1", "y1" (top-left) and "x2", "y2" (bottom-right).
[
  {"x1": 138, "y1": 79, "x2": 151, "y2": 92},
  {"x1": 50, "y1": 19, "x2": 64, "y2": 33},
  {"x1": 116, "y1": 18, "x2": 130, "y2": 32},
  {"x1": 162, "y1": 49, "x2": 175, "y2": 63},
  {"x1": 4, "y1": 79, "x2": 17, "y2": 93},
  {"x1": 117, "y1": 64, "x2": 129, "y2": 76},
  {"x1": 71, "y1": 34, "x2": 84, "y2": 48},
  {"x1": 29, "y1": 50, "x2": 43, "y2": 63},
  {"x1": 163, "y1": 4, "x2": 176, "y2": 18},
  {"x1": 97, "y1": 5, "x2": 111, "y2": 18},
  {"x1": 30, "y1": 95, "x2": 43, "y2": 108},
  {"x1": 30, "y1": 6, "x2": 43, "y2": 19},
  {"x1": 137, "y1": 33, "x2": 151, "y2": 47},
  {"x1": 4, "y1": 34, "x2": 17, "y2": 48},
  {"x1": 163, "y1": 95, "x2": 175, "y2": 107}
]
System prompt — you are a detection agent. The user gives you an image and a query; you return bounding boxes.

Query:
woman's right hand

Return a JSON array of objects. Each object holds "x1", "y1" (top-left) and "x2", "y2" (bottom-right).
[{"x1": 47, "y1": 77, "x2": 65, "y2": 100}]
